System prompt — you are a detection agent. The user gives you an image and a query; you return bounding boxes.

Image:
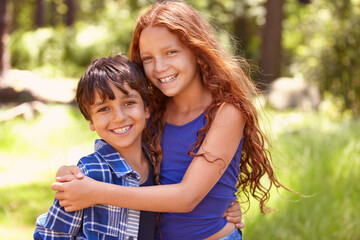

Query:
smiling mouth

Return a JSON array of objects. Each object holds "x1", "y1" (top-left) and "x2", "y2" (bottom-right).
[
  {"x1": 112, "y1": 126, "x2": 131, "y2": 134},
  {"x1": 159, "y1": 74, "x2": 177, "y2": 83}
]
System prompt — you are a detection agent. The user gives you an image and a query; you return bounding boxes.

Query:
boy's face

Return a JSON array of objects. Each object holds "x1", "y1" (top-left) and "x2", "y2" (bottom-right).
[{"x1": 88, "y1": 82, "x2": 150, "y2": 154}]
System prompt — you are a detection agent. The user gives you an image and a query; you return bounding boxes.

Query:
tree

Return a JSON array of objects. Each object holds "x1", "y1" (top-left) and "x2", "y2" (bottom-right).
[
  {"x1": 65, "y1": 0, "x2": 75, "y2": 26},
  {"x1": 35, "y1": 0, "x2": 45, "y2": 28},
  {"x1": 0, "y1": 0, "x2": 10, "y2": 81},
  {"x1": 258, "y1": 0, "x2": 285, "y2": 91}
]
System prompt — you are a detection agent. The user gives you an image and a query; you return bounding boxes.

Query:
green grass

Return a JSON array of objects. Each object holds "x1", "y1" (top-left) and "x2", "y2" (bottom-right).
[
  {"x1": 0, "y1": 104, "x2": 359, "y2": 239},
  {"x1": 242, "y1": 110, "x2": 360, "y2": 239},
  {"x1": 0, "y1": 183, "x2": 54, "y2": 226},
  {"x1": 0, "y1": 104, "x2": 97, "y2": 239}
]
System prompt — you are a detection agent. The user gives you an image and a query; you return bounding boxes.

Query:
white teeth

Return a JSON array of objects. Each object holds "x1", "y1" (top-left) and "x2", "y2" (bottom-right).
[
  {"x1": 113, "y1": 126, "x2": 130, "y2": 134},
  {"x1": 159, "y1": 74, "x2": 176, "y2": 83}
]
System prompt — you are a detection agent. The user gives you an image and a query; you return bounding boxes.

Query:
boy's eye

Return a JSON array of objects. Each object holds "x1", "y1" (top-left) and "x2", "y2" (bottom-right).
[
  {"x1": 124, "y1": 101, "x2": 136, "y2": 106},
  {"x1": 98, "y1": 107, "x2": 109, "y2": 112}
]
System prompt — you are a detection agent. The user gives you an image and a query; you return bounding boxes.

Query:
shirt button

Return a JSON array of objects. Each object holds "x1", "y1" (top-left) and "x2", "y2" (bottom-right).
[{"x1": 128, "y1": 237, "x2": 134, "y2": 240}]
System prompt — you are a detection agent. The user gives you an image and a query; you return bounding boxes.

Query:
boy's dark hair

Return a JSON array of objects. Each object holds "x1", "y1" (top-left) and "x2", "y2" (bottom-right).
[{"x1": 76, "y1": 54, "x2": 150, "y2": 121}]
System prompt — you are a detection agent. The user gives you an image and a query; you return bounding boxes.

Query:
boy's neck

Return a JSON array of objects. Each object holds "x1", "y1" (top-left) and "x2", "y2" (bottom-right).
[
  {"x1": 116, "y1": 143, "x2": 145, "y2": 166},
  {"x1": 115, "y1": 143, "x2": 149, "y2": 184}
]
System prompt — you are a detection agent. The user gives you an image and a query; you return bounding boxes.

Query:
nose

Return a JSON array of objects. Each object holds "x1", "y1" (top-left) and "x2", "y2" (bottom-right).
[
  {"x1": 155, "y1": 58, "x2": 168, "y2": 73},
  {"x1": 112, "y1": 106, "x2": 126, "y2": 122}
]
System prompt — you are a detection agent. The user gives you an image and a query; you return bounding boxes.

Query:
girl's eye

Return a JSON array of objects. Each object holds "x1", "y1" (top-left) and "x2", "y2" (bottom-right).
[
  {"x1": 142, "y1": 56, "x2": 152, "y2": 62},
  {"x1": 167, "y1": 50, "x2": 177, "y2": 55}
]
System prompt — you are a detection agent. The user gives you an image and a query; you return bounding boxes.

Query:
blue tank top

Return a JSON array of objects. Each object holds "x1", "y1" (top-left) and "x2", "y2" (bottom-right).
[{"x1": 156, "y1": 112, "x2": 244, "y2": 240}]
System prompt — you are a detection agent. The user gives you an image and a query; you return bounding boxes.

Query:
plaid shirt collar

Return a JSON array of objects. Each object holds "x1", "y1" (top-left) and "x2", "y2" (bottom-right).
[{"x1": 94, "y1": 139, "x2": 136, "y2": 179}]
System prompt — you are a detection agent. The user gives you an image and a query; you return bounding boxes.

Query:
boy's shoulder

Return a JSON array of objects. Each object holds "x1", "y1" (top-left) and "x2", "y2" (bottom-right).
[
  {"x1": 79, "y1": 139, "x2": 119, "y2": 164},
  {"x1": 77, "y1": 153, "x2": 112, "y2": 182},
  {"x1": 77, "y1": 139, "x2": 136, "y2": 182}
]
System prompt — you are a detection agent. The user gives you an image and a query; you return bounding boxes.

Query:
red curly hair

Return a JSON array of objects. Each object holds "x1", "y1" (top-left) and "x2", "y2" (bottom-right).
[{"x1": 130, "y1": 0, "x2": 288, "y2": 214}]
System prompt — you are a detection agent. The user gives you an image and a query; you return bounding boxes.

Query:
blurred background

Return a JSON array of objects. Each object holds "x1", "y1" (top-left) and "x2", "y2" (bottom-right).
[{"x1": 0, "y1": 0, "x2": 359, "y2": 239}]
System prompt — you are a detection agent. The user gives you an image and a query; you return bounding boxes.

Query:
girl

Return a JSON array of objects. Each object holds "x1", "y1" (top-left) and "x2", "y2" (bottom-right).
[{"x1": 54, "y1": 1, "x2": 290, "y2": 239}]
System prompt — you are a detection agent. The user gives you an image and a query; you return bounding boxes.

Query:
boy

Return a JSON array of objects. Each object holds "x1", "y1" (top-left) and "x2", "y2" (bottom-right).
[{"x1": 33, "y1": 54, "x2": 156, "y2": 239}]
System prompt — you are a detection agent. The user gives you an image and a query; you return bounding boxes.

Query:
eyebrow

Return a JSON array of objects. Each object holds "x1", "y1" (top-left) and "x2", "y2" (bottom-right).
[
  {"x1": 93, "y1": 99, "x2": 107, "y2": 108},
  {"x1": 125, "y1": 92, "x2": 140, "y2": 99},
  {"x1": 93, "y1": 92, "x2": 139, "y2": 107},
  {"x1": 140, "y1": 43, "x2": 179, "y2": 55}
]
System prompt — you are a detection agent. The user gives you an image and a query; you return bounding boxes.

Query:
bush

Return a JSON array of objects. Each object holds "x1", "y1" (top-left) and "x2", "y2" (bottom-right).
[
  {"x1": 283, "y1": 1, "x2": 360, "y2": 116},
  {"x1": 9, "y1": 22, "x2": 131, "y2": 78}
]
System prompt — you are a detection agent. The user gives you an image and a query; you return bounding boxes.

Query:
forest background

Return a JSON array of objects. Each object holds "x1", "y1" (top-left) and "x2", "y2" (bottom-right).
[{"x1": 0, "y1": 0, "x2": 359, "y2": 239}]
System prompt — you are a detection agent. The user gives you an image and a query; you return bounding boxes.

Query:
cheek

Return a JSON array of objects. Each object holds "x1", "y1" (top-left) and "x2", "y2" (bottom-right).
[{"x1": 143, "y1": 64, "x2": 153, "y2": 79}]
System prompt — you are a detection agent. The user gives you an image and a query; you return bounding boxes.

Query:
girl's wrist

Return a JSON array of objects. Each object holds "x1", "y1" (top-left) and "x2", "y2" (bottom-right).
[{"x1": 93, "y1": 180, "x2": 107, "y2": 205}]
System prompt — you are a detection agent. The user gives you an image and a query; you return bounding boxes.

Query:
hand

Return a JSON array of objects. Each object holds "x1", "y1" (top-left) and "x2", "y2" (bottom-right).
[
  {"x1": 223, "y1": 200, "x2": 245, "y2": 229},
  {"x1": 52, "y1": 176, "x2": 98, "y2": 212},
  {"x1": 56, "y1": 165, "x2": 84, "y2": 181}
]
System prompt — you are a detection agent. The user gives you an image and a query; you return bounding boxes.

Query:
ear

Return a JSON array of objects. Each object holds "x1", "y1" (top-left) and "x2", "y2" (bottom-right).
[
  {"x1": 144, "y1": 106, "x2": 150, "y2": 120},
  {"x1": 196, "y1": 56, "x2": 201, "y2": 65},
  {"x1": 88, "y1": 120, "x2": 96, "y2": 131}
]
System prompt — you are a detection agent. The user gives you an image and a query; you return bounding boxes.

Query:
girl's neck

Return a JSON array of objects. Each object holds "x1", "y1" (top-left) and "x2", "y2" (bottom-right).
[
  {"x1": 168, "y1": 77, "x2": 211, "y2": 109},
  {"x1": 165, "y1": 87, "x2": 212, "y2": 126}
]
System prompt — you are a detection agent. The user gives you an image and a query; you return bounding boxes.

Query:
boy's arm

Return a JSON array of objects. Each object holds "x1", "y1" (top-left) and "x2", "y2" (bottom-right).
[
  {"x1": 34, "y1": 164, "x2": 88, "y2": 239},
  {"x1": 223, "y1": 200, "x2": 245, "y2": 229},
  {"x1": 33, "y1": 200, "x2": 83, "y2": 239},
  {"x1": 34, "y1": 212, "x2": 77, "y2": 240}
]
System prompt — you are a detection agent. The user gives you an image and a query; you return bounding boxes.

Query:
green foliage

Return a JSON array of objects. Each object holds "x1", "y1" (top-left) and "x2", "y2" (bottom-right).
[
  {"x1": 187, "y1": 0, "x2": 266, "y2": 60},
  {"x1": 9, "y1": 0, "x2": 143, "y2": 78},
  {"x1": 8, "y1": 0, "x2": 360, "y2": 115},
  {"x1": 283, "y1": 0, "x2": 360, "y2": 116},
  {"x1": 10, "y1": 27, "x2": 85, "y2": 77}
]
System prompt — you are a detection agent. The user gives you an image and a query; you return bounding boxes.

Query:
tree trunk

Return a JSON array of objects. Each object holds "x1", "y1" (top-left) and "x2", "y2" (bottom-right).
[
  {"x1": 65, "y1": 0, "x2": 75, "y2": 26},
  {"x1": 0, "y1": 0, "x2": 10, "y2": 82},
  {"x1": 35, "y1": 0, "x2": 45, "y2": 28},
  {"x1": 258, "y1": 0, "x2": 285, "y2": 92}
]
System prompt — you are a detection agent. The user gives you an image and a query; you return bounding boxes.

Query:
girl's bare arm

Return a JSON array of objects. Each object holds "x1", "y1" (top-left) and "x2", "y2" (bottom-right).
[{"x1": 53, "y1": 103, "x2": 244, "y2": 213}]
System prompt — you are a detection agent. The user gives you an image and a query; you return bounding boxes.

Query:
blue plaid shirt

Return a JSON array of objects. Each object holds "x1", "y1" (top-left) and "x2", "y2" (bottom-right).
[{"x1": 34, "y1": 139, "x2": 144, "y2": 240}]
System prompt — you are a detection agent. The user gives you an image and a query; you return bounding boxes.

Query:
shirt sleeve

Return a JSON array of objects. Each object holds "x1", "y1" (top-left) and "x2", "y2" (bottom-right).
[
  {"x1": 33, "y1": 212, "x2": 77, "y2": 240},
  {"x1": 33, "y1": 163, "x2": 88, "y2": 239}
]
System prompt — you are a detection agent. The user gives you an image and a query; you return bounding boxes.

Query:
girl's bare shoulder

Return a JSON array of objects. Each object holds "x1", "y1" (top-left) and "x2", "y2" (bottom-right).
[{"x1": 214, "y1": 103, "x2": 244, "y2": 125}]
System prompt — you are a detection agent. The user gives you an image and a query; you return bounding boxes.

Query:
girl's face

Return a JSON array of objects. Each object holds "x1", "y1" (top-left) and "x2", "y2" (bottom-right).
[{"x1": 139, "y1": 26, "x2": 201, "y2": 98}]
